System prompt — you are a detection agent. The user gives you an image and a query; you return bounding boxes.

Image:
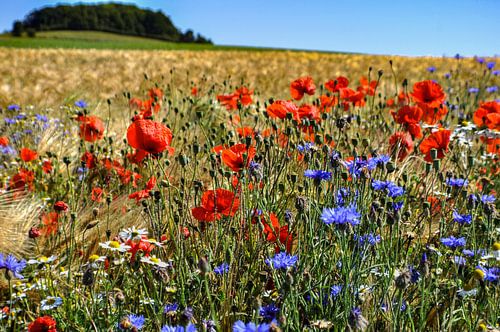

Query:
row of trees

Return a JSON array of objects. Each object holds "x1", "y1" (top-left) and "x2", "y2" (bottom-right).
[{"x1": 12, "y1": 3, "x2": 212, "y2": 44}]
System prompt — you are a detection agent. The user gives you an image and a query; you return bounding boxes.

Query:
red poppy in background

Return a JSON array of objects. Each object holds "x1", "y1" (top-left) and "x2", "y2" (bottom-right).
[
  {"x1": 325, "y1": 76, "x2": 349, "y2": 93},
  {"x1": 340, "y1": 88, "x2": 366, "y2": 108},
  {"x1": 266, "y1": 100, "x2": 298, "y2": 119},
  {"x1": 54, "y1": 201, "x2": 69, "y2": 212},
  {"x1": 10, "y1": 168, "x2": 34, "y2": 192},
  {"x1": 91, "y1": 187, "x2": 104, "y2": 202},
  {"x1": 28, "y1": 315, "x2": 57, "y2": 332},
  {"x1": 419, "y1": 129, "x2": 451, "y2": 162},
  {"x1": 20, "y1": 148, "x2": 38, "y2": 162},
  {"x1": 260, "y1": 212, "x2": 293, "y2": 253},
  {"x1": 236, "y1": 127, "x2": 255, "y2": 138},
  {"x1": 81, "y1": 151, "x2": 97, "y2": 169},
  {"x1": 127, "y1": 119, "x2": 174, "y2": 155},
  {"x1": 297, "y1": 104, "x2": 321, "y2": 122},
  {"x1": 76, "y1": 115, "x2": 105, "y2": 142},
  {"x1": 42, "y1": 160, "x2": 53, "y2": 174},
  {"x1": 391, "y1": 105, "x2": 424, "y2": 139},
  {"x1": 191, "y1": 188, "x2": 240, "y2": 222},
  {"x1": 221, "y1": 143, "x2": 256, "y2": 172},
  {"x1": 217, "y1": 87, "x2": 253, "y2": 110},
  {"x1": 358, "y1": 77, "x2": 378, "y2": 96},
  {"x1": 473, "y1": 101, "x2": 500, "y2": 130},
  {"x1": 129, "y1": 176, "x2": 156, "y2": 202},
  {"x1": 0, "y1": 136, "x2": 9, "y2": 146},
  {"x1": 191, "y1": 86, "x2": 198, "y2": 96},
  {"x1": 127, "y1": 235, "x2": 154, "y2": 261},
  {"x1": 290, "y1": 76, "x2": 316, "y2": 100},
  {"x1": 148, "y1": 87, "x2": 163, "y2": 100},
  {"x1": 42, "y1": 212, "x2": 59, "y2": 236},
  {"x1": 389, "y1": 131, "x2": 414, "y2": 161},
  {"x1": 319, "y1": 95, "x2": 338, "y2": 113}
]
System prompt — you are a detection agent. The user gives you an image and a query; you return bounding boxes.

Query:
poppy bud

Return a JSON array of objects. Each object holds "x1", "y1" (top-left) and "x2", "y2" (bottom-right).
[
  {"x1": 82, "y1": 268, "x2": 94, "y2": 286},
  {"x1": 29, "y1": 226, "x2": 41, "y2": 239},
  {"x1": 395, "y1": 270, "x2": 411, "y2": 289},
  {"x1": 351, "y1": 138, "x2": 358, "y2": 147},
  {"x1": 430, "y1": 148, "x2": 438, "y2": 160},
  {"x1": 432, "y1": 159, "x2": 440, "y2": 171},
  {"x1": 425, "y1": 162, "x2": 432, "y2": 173},
  {"x1": 295, "y1": 196, "x2": 308, "y2": 212}
]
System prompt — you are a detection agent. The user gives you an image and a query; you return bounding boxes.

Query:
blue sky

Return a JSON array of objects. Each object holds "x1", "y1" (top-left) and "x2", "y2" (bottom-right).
[{"x1": 1, "y1": 0, "x2": 499, "y2": 56}]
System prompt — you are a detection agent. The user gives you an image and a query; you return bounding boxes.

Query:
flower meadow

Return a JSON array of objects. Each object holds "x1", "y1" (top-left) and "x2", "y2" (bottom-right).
[{"x1": 0, "y1": 56, "x2": 499, "y2": 331}]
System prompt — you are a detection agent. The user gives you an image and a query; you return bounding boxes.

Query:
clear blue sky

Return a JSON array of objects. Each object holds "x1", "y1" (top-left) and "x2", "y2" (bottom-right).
[{"x1": 1, "y1": 0, "x2": 499, "y2": 56}]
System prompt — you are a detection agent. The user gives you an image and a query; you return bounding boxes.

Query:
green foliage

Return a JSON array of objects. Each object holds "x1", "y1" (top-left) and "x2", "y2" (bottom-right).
[
  {"x1": 19, "y1": 3, "x2": 212, "y2": 44},
  {"x1": 11, "y1": 20, "x2": 23, "y2": 37}
]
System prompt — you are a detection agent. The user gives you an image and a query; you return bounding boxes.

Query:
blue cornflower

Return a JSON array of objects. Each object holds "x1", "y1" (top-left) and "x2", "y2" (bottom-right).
[
  {"x1": 454, "y1": 53, "x2": 462, "y2": 60},
  {"x1": 0, "y1": 253, "x2": 27, "y2": 279},
  {"x1": 440, "y1": 236, "x2": 466, "y2": 249},
  {"x1": 486, "y1": 86, "x2": 498, "y2": 93},
  {"x1": 304, "y1": 169, "x2": 331, "y2": 181},
  {"x1": 164, "y1": 303, "x2": 179, "y2": 314},
  {"x1": 35, "y1": 114, "x2": 48, "y2": 123},
  {"x1": 15, "y1": 114, "x2": 26, "y2": 120},
  {"x1": 330, "y1": 284, "x2": 343, "y2": 298},
  {"x1": 7, "y1": 104, "x2": 20, "y2": 111},
  {"x1": 367, "y1": 154, "x2": 390, "y2": 170},
  {"x1": 162, "y1": 323, "x2": 197, "y2": 332},
  {"x1": 476, "y1": 57, "x2": 485, "y2": 64},
  {"x1": 321, "y1": 204, "x2": 361, "y2": 226},
  {"x1": 343, "y1": 157, "x2": 368, "y2": 177},
  {"x1": 493, "y1": 70, "x2": 500, "y2": 76},
  {"x1": 479, "y1": 266, "x2": 500, "y2": 283},
  {"x1": 453, "y1": 256, "x2": 466, "y2": 266},
  {"x1": 118, "y1": 314, "x2": 145, "y2": 330},
  {"x1": 480, "y1": 194, "x2": 496, "y2": 204},
  {"x1": 372, "y1": 180, "x2": 389, "y2": 191},
  {"x1": 297, "y1": 142, "x2": 314, "y2": 153},
  {"x1": 409, "y1": 266, "x2": 420, "y2": 283},
  {"x1": 4, "y1": 118, "x2": 16, "y2": 125},
  {"x1": 462, "y1": 249, "x2": 475, "y2": 257},
  {"x1": 259, "y1": 303, "x2": 279, "y2": 321},
  {"x1": 452, "y1": 210, "x2": 472, "y2": 225},
  {"x1": 77, "y1": 167, "x2": 89, "y2": 181},
  {"x1": 427, "y1": 66, "x2": 436, "y2": 73},
  {"x1": 392, "y1": 201, "x2": 404, "y2": 211},
  {"x1": 486, "y1": 61, "x2": 496, "y2": 70},
  {"x1": 444, "y1": 73, "x2": 451, "y2": 79},
  {"x1": 75, "y1": 99, "x2": 87, "y2": 108},
  {"x1": 336, "y1": 187, "x2": 351, "y2": 206},
  {"x1": 330, "y1": 150, "x2": 341, "y2": 167},
  {"x1": 214, "y1": 262, "x2": 230, "y2": 275},
  {"x1": 468, "y1": 88, "x2": 480, "y2": 94},
  {"x1": 372, "y1": 180, "x2": 404, "y2": 197},
  {"x1": 354, "y1": 233, "x2": 381, "y2": 246},
  {"x1": 265, "y1": 252, "x2": 298, "y2": 270},
  {"x1": 446, "y1": 178, "x2": 468, "y2": 187},
  {"x1": 1, "y1": 145, "x2": 17, "y2": 156},
  {"x1": 233, "y1": 320, "x2": 273, "y2": 332}
]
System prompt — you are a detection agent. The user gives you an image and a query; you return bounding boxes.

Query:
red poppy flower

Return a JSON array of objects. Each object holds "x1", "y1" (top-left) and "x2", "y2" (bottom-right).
[
  {"x1": 129, "y1": 176, "x2": 156, "y2": 202},
  {"x1": 42, "y1": 160, "x2": 53, "y2": 174},
  {"x1": 266, "y1": 100, "x2": 298, "y2": 119},
  {"x1": 191, "y1": 188, "x2": 240, "y2": 222},
  {"x1": 340, "y1": 88, "x2": 365, "y2": 107},
  {"x1": 148, "y1": 88, "x2": 163, "y2": 100},
  {"x1": 357, "y1": 76, "x2": 378, "y2": 96},
  {"x1": 191, "y1": 87, "x2": 198, "y2": 96},
  {"x1": 28, "y1": 315, "x2": 57, "y2": 332},
  {"x1": 42, "y1": 212, "x2": 59, "y2": 236},
  {"x1": 410, "y1": 80, "x2": 446, "y2": 109},
  {"x1": 421, "y1": 104, "x2": 448, "y2": 125},
  {"x1": 127, "y1": 119, "x2": 174, "y2": 154},
  {"x1": 297, "y1": 104, "x2": 321, "y2": 122},
  {"x1": 126, "y1": 235, "x2": 154, "y2": 261},
  {"x1": 0, "y1": 136, "x2": 9, "y2": 146},
  {"x1": 391, "y1": 105, "x2": 424, "y2": 139},
  {"x1": 91, "y1": 187, "x2": 104, "y2": 202},
  {"x1": 81, "y1": 152, "x2": 97, "y2": 169},
  {"x1": 221, "y1": 144, "x2": 256, "y2": 172},
  {"x1": 53, "y1": 201, "x2": 69, "y2": 212},
  {"x1": 260, "y1": 213, "x2": 293, "y2": 253},
  {"x1": 20, "y1": 148, "x2": 38, "y2": 162},
  {"x1": 76, "y1": 115, "x2": 105, "y2": 142},
  {"x1": 319, "y1": 95, "x2": 338, "y2": 113},
  {"x1": 10, "y1": 168, "x2": 34, "y2": 191},
  {"x1": 217, "y1": 87, "x2": 253, "y2": 110},
  {"x1": 236, "y1": 127, "x2": 255, "y2": 138},
  {"x1": 290, "y1": 76, "x2": 316, "y2": 100},
  {"x1": 389, "y1": 131, "x2": 414, "y2": 161},
  {"x1": 127, "y1": 149, "x2": 149, "y2": 165},
  {"x1": 325, "y1": 76, "x2": 349, "y2": 93},
  {"x1": 473, "y1": 101, "x2": 500, "y2": 130},
  {"x1": 419, "y1": 129, "x2": 451, "y2": 162},
  {"x1": 482, "y1": 137, "x2": 500, "y2": 155}
]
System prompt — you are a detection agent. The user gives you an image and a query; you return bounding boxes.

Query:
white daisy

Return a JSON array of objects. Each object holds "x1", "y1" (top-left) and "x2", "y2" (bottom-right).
[
  {"x1": 141, "y1": 256, "x2": 170, "y2": 268},
  {"x1": 99, "y1": 241, "x2": 131, "y2": 252},
  {"x1": 119, "y1": 226, "x2": 148, "y2": 241},
  {"x1": 40, "y1": 296, "x2": 63, "y2": 310}
]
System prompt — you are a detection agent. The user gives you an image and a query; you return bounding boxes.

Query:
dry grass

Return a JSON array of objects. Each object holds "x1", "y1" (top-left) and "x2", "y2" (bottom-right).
[{"x1": 0, "y1": 48, "x2": 481, "y2": 107}]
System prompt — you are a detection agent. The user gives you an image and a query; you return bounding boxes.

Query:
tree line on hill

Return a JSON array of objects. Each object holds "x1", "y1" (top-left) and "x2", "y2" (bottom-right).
[{"x1": 11, "y1": 3, "x2": 212, "y2": 44}]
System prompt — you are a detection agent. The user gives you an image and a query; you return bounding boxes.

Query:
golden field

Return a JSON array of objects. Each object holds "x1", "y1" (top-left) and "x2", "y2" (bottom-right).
[{"x1": 0, "y1": 48, "x2": 484, "y2": 107}]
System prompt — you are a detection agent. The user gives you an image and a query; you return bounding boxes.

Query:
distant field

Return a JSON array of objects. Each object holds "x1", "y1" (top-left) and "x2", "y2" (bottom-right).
[{"x1": 0, "y1": 30, "x2": 331, "y2": 52}]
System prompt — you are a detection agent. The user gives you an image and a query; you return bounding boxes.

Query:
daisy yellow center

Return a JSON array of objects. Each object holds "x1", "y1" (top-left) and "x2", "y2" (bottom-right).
[
  {"x1": 89, "y1": 254, "x2": 100, "y2": 262},
  {"x1": 46, "y1": 298, "x2": 56, "y2": 305},
  {"x1": 109, "y1": 241, "x2": 121, "y2": 248},
  {"x1": 40, "y1": 256, "x2": 48, "y2": 263},
  {"x1": 493, "y1": 242, "x2": 500, "y2": 251},
  {"x1": 473, "y1": 268, "x2": 485, "y2": 280},
  {"x1": 150, "y1": 257, "x2": 160, "y2": 263}
]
